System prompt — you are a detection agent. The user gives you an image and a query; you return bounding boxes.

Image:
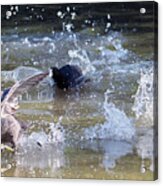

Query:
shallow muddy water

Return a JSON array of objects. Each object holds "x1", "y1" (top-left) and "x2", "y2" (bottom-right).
[{"x1": 1, "y1": 3, "x2": 157, "y2": 180}]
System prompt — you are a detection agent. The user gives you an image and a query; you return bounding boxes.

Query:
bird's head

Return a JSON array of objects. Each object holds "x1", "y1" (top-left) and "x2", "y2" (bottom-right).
[{"x1": 49, "y1": 67, "x2": 62, "y2": 81}]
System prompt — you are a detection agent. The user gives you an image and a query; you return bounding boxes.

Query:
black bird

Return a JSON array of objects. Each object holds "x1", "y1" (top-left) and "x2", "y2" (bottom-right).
[
  {"x1": 1, "y1": 72, "x2": 48, "y2": 148},
  {"x1": 49, "y1": 64, "x2": 90, "y2": 90}
]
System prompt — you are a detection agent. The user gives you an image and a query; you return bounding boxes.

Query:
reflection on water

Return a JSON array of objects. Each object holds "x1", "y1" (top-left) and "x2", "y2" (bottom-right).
[{"x1": 1, "y1": 2, "x2": 157, "y2": 180}]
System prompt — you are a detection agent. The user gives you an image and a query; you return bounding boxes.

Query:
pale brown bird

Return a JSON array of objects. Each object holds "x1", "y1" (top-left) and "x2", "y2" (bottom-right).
[{"x1": 1, "y1": 72, "x2": 48, "y2": 148}]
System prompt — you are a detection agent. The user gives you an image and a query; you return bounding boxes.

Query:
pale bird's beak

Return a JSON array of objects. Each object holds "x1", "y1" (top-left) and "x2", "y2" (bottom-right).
[{"x1": 49, "y1": 68, "x2": 53, "y2": 78}]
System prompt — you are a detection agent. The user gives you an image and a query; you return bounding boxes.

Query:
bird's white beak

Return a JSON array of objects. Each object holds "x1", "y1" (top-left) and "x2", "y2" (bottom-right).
[{"x1": 49, "y1": 68, "x2": 53, "y2": 78}]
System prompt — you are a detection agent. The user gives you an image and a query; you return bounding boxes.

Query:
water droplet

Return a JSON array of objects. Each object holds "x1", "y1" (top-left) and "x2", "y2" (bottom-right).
[
  {"x1": 140, "y1": 8, "x2": 146, "y2": 14},
  {"x1": 15, "y1": 6, "x2": 19, "y2": 12},
  {"x1": 10, "y1": 6, "x2": 14, "y2": 10},
  {"x1": 57, "y1": 11, "x2": 62, "y2": 17},
  {"x1": 71, "y1": 12, "x2": 76, "y2": 20},
  {"x1": 107, "y1": 14, "x2": 111, "y2": 19},
  {"x1": 6, "y1": 11, "x2": 12, "y2": 18},
  {"x1": 66, "y1": 6, "x2": 70, "y2": 12},
  {"x1": 91, "y1": 28, "x2": 95, "y2": 32},
  {"x1": 41, "y1": 8, "x2": 45, "y2": 12},
  {"x1": 106, "y1": 22, "x2": 111, "y2": 28}
]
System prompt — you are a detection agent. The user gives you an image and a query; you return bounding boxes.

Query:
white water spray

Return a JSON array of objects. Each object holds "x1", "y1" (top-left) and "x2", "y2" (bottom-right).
[{"x1": 84, "y1": 89, "x2": 135, "y2": 141}]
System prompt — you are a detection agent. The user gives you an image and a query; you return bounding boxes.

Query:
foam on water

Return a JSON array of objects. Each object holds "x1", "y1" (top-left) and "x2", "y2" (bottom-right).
[{"x1": 84, "y1": 89, "x2": 135, "y2": 142}]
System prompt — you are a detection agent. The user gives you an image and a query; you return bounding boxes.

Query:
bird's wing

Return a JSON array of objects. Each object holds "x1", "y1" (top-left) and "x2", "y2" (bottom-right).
[{"x1": 2, "y1": 72, "x2": 48, "y2": 106}]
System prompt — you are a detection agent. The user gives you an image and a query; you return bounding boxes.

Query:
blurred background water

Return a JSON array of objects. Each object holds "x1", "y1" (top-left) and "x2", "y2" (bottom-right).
[{"x1": 1, "y1": 2, "x2": 158, "y2": 180}]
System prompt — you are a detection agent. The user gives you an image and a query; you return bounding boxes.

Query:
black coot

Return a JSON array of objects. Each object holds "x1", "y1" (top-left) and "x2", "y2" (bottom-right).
[{"x1": 50, "y1": 65, "x2": 90, "y2": 90}]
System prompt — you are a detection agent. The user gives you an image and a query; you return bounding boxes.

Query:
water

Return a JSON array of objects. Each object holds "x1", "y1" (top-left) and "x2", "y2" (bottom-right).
[{"x1": 1, "y1": 3, "x2": 157, "y2": 180}]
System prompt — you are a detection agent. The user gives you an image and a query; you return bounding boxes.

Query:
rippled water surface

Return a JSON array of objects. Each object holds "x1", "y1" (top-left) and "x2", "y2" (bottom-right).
[{"x1": 1, "y1": 3, "x2": 157, "y2": 180}]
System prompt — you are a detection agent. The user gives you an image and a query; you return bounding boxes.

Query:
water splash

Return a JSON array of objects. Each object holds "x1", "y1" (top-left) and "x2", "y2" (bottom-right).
[
  {"x1": 63, "y1": 22, "x2": 74, "y2": 33},
  {"x1": 131, "y1": 66, "x2": 155, "y2": 171},
  {"x1": 20, "y1": 116, "x2": 65, "y2": 149},
  {"x1": 1, "y1": 31, "x2": 128, "y2": 75},
  {"x1": 136, "y1": 128, "x2": 155, "y2": 172},
  {"x1": 132, "y1": 67, "x2": 153, "y2": 126},
  {"x1": 48, "y1": 116, "x2": 65, "y2": 143},
  {"x1": 68, "y1": 49, "x2": 96, "y2": 75},
  {"x1": 16, "y1": 142, "x2": 66, "y2": 173},
  {"x1": 84, "y1": 89, "x2": 135, "y2": 141}
]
